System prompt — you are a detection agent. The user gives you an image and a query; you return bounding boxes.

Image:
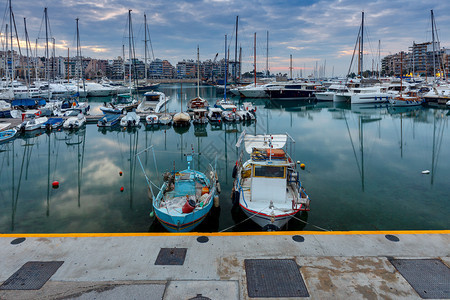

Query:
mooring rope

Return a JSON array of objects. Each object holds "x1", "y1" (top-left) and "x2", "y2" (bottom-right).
[
  {"x1": 290, "y1": 214, "x2": 331, "y2": 232},
  {"x1": 219, "y1": 206, "x2": 269, "y2": 233}
]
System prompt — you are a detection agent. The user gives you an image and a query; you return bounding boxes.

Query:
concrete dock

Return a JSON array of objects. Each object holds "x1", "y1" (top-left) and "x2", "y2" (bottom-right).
[{"x1": 0, "y1": 231, "x2": 449, "y2": 299}]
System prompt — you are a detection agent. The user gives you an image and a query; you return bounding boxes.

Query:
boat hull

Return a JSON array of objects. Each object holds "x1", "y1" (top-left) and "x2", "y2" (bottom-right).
[
  {"x1": 239, "y1": 202, "x2": 300, "y2": 230},
  {"x1": 266, "y1": 89, "x2": 315, "y2": 100},
  {"x1": 153, "y1": 189, "x2": 214, "y2": 233}
]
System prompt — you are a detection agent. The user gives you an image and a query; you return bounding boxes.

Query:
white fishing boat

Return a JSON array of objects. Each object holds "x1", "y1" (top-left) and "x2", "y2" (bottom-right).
[
  {"x1": 63, "y1": 113, "x2": 86, "y2": 129},
  {"x1": 233, "y1": 132, "x2": 310, "y2": 230},
  {"x1": 120, "y1": 111, "x2": 141, "y2": 127}
]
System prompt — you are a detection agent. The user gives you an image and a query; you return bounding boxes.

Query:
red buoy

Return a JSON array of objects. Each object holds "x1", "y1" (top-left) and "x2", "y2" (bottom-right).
[
  {"x1": 52, "y1": 181, "x2": 59, "y2": 189},
  {"x1": 120, "y1": 187, "x2": 124, "y2": 192},
  {"x1": 119, "y1": 171, "x2": 123, "y2": 176}
]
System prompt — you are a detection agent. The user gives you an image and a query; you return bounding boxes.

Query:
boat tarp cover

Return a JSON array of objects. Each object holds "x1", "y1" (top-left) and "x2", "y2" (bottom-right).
[
  {"x1": 12, "y1": 99, "x2": 36, "y2": 107},
  {"x1": 243, "y1": 134, "x2": 287, "y2": 154}
]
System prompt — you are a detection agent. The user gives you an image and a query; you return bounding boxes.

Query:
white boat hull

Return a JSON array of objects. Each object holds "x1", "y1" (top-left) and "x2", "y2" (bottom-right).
[
  {"x1": 351, "y1": 93, "x2": 391, "y2": 104},
  {"x1": 315, "y1": 92, "x2": 334, "y2": 101},
  {"x1": 333, "y1": 93, "x2": 351, "y2": 102}
]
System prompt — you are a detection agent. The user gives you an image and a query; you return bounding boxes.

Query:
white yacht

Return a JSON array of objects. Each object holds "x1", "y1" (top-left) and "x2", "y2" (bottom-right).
[
  {"x1": 315, "y1": 84, "x2": 346, "y2": 101},
  {"x1": 350, "y1": 86, "x2": 392, "y2": 104},
  {"x1": 136, "y1": 91, "x2": 169, "y2": 113}
]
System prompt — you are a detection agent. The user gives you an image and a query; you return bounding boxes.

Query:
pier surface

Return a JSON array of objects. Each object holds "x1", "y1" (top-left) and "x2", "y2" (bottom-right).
[{"x1": 0, "y1": 231, "x2": 449, "y2": 299}]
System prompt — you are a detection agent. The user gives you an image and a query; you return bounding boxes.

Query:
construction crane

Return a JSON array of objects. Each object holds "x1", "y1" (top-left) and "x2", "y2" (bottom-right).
[{"x1": 209, "y1": 53, "x2": 219, "y2": 83}]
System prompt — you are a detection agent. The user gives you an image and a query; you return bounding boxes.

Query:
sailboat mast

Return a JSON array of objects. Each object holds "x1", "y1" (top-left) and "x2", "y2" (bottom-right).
[
  {"x1": 360, "y1": 11, "x2": 364, "y2": 77},
  {"x1": 144, "y1": 13, "x2": 148, "y2": 83},
  {"x1": 45, "y1": 7, "x2": 49, "y2": 82},
  {"x1": 253, "y1": 32, "x2": 256, "y2": 85},
  {"x1": 67, "y1": 48, "x2": 69, "y2": 82},
  {"x1": 76, "y1": 18, "x2": 84, "y2": 94},
  {"x1": 128, "y1": 10, "x2": 132, "y2": 94},
  {"x1": 5, "y1": 24, "x2": 8, "y2": 82},
  {"x1": 431, "y1": 10, "x2": 436, "y2": 83},
  {"x1": 197, "y1": 46, "x2": 200, "y2": 98},
  {"x1": 224, "y1": 34, "x2": 227, "y2": 100},
  {"x1": 266, "y1": 31, "x2": 269, "y2": 77},
  {"x1": 400, "y1": 52, "x2": 403, "y2": 96},
  {"x1": 234, "y1": 16, "x2": 238, "y2": 82},
  {"x1": 9, "y1": 0, "x2": 14, "y2": 83},
  {"x1": 122, "y1": 45, "x2": 126, "y2": 83},
  {"x1": 290, "y1": 54, "x2": 292, "y2": 79},
  {"x1": 24, "y1": 18, "x2": 31, "y2": 86}
]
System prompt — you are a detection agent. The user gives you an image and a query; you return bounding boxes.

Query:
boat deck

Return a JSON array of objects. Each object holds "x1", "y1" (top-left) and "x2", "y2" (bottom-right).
[{"x1": 158, "y1": 174, "x2": 210, "y2": 216}]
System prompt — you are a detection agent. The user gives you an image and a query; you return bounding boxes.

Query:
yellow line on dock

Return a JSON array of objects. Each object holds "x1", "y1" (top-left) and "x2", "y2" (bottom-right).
[{"x1": 0, "y1": 230, "x2": 448, "y2": 238}]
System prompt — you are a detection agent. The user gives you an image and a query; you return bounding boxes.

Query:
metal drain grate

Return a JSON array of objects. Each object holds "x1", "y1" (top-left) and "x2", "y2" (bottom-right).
[
  {"x1": 245, "y1": 259, "x2": 309, "y2": 298},
  {"x1": 0, "y1": 261, "x2": 64, "y2": 290},
  {"x1": 155, "y1": 248, "x2": 187, "y2": 265},
  {"x1": 389, "y1": 258, "x2": 450, "y2": 299}
]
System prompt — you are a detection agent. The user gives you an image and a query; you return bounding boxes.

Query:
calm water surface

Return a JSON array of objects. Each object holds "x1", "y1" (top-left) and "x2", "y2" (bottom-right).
[{"x1": 1, "y1": 84, "x2": 449, "y2": 233}]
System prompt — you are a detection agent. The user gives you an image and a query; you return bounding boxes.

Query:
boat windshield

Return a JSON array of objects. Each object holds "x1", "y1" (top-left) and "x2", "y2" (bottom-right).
[{"x1": 253, "y1": 165, "x2": 286, "y2": 178}]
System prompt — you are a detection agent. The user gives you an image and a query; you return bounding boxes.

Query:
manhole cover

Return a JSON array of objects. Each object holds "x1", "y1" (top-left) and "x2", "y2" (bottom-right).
[
  {"x1": 10, "y1": 238, "x2": 26, "y2": 245},
  {"x1": 155, "y1": 248, "x2": 187, "y2": 265},
  {"x1": 196, "y1": 236, "x2": 209, "y2": 243},
  {"x1": 0, "y1": 261, "x2": 64, "y2": 290},
  {"x1": 245, "y1": 259, "x2": 309, "y2": 297},
  {"x1": 389, "y1": 258, "x2": 450, "y2": 299},
  {"x1": 189, "y1": 294, "x2": 211, "y2": 300},
  {"x1": 292, "y1": 235, "x2": 305, "y2": 242},
  {"x1": 385, "y1": 234, "x2": 400, "y2": 242}
]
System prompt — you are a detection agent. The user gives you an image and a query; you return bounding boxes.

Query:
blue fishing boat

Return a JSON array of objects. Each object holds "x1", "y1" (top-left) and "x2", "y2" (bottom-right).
[
  {"x1": 137, "y1": 147, "x2": 220, "y2": 232},
  {"x1": 97, "y1": 114, "x2": 120, "y2": 127},
  {"x1": 0, "y1": 128, "x2": 18, "y2": 143},
  {"x1": 41, "y1": 118, "x2": 64, "y2": 130}
]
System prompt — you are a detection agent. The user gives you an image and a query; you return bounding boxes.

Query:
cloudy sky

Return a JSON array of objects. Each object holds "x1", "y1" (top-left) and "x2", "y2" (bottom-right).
[{"x1": 2, "y1": 0, "x2": 449, "y2": 77}]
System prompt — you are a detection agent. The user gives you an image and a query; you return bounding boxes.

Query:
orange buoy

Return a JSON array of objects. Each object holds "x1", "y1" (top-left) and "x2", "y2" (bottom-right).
[
  {"x1": 52, "y1": 181, "x2": 59, "y2": 189},
  {"x1": 120, "y1": 187, "x2": 124, "y2": 192},
  {"x1": 119, "y1": 171, "x2": 123, "y2": 176}
]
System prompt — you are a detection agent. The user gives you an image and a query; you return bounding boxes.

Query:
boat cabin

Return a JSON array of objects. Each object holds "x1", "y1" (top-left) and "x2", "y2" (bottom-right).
[{"x1": 247, "y1": 148, "x2": 290, "y2": 203}]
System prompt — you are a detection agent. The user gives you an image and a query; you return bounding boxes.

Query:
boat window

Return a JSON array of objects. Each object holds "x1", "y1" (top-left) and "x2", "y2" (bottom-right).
[
  {"x1": 145, "y1": 95, "x2": 160, "y2": 101},
  {"x1": 253, "y1": 165, "x2": 285, "y2": 178}
]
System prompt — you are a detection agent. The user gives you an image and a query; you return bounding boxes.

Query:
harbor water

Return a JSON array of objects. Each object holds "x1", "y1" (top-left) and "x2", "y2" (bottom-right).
[{"x1": 0, "y1": 84, "x2": 449, "y2": 233}]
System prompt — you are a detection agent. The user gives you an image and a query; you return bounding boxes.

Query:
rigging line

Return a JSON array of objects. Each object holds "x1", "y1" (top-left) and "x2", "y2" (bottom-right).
[
  {"x1": 345, "y1": 24, "x2": 361, "y2": 81},
  {"x1": 290, "y1": 214, "x2": 331, "y2": 231},
  {"x1": 146, "y1": 23, "x2": 155, "y2": 61}
]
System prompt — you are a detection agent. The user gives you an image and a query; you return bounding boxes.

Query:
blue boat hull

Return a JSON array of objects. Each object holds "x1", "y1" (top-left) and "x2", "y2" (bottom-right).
[{"x1": 153, "y1": 195, "x2": 214, "y2": 232}]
